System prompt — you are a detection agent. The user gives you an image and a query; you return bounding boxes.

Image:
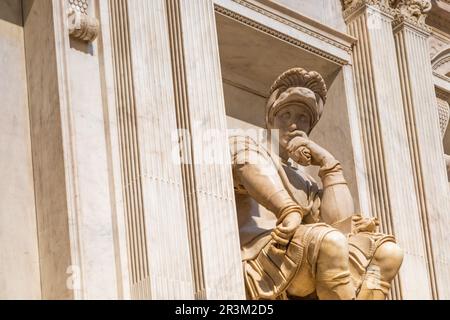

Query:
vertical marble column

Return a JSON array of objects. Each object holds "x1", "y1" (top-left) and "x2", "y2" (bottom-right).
[
  {"x1": 173, "y1": 0, "x2": 245, "y2": 299},
  {"x1": 341, "y1": 65, "x2": 373, "y2": 220},
  {"x1": 0, "y1": 0, "x2": 41, "y2": 299},
  {"x1": 343, "y1": 0, "x2": 432, "y2": 299},
  {"x1": 23, "y1": 0, "x2": 122, "y2": 299},
  {"x1": 124, "y1": 0, "x2": 195, "y2": 299},
  {"x1": 392, "y1": 0, "x2": 450, "y2": 299}
]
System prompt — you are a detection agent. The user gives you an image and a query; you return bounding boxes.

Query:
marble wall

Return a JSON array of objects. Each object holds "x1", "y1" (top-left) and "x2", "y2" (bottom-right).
[
  {"x1": 0, "y1": 0, "x2": 41, "y2": 300},
  {"x1": 271, "y1": 0, "x2": 347, "y2": 32}
]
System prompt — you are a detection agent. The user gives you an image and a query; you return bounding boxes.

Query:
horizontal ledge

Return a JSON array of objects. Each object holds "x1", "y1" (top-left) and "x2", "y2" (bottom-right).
[{"x1": 214, "y1": 0, "x2": 353, "y2": 65}]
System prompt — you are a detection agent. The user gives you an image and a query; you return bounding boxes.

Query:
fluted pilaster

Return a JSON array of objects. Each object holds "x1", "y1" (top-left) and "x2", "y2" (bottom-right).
[
  {"x1": 344, "y1": 1, "x2": 433, "y2": 299},
  {"x1": 123, "y1": 0, "x2": 195, "y2": 299},
  {"x1": 175, "y1": 0, "x2": 245, "y2": 299},
  {"x1": 393, "y1": 8, "x2": 450, "y2": 298}
]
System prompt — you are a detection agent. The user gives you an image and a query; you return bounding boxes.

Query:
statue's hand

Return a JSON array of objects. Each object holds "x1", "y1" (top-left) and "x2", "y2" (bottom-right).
[
  {"x1": 286, "y1": 131, "x2": 334, "y2": 167},
  {"x1": 271, "y1": 211, "x2": 302, "y2": 247},
  {"x1": 351, "y1": 215, "x2": 379, "y2": 234}
]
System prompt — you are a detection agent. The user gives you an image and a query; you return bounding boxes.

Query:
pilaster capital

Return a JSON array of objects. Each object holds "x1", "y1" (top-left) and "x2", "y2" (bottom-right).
[
  {"x1": 391, "y1": 0, "x2": 432, "y2": 32},
  {"x1": 342, "y1": 0, "x2": 397, "y2": 22}
]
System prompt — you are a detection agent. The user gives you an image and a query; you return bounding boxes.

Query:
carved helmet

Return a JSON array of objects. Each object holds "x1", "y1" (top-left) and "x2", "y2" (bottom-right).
[{"x1": 265, "y1": 68, "x2": 327, "y2": 133}]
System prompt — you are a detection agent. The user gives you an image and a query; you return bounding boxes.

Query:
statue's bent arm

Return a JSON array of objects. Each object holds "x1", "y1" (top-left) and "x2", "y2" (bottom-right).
[
  {"x1": 232, "y1": 148, "x2": 299, "y2": 219},
  {"x1": 315, "y1": 159, "x2": 355, "y2": 230}
]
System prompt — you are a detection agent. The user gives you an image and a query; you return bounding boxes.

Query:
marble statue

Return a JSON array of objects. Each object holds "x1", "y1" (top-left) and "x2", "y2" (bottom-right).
[{"x1": 229, "y1": 68, "x2": 404, "y2": 300}]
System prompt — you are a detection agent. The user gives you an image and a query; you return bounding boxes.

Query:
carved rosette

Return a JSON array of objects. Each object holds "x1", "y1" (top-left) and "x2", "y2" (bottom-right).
[{"x1": 67, "y1": 0, "x2": 99, "y2": 42}]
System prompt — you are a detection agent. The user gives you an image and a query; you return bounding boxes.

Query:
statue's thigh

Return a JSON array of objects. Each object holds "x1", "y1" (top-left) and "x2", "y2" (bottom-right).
[{"x1": 286, "y1": 223, "x2": 337, "y2": 298}]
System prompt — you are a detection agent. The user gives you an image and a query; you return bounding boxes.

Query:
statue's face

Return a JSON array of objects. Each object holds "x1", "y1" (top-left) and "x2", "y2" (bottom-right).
[
  {"x1": 270, "y1": 87, "x2": 316, "y2": 149},
  {"x1": 273, "y1": 104, "x2": 312, "y2": 149}
]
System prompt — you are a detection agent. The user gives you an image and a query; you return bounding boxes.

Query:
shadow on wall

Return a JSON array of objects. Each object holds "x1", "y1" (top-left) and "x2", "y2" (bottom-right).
[{"x1": 0, "y1": 0, "x2": 24, "y2": 26}]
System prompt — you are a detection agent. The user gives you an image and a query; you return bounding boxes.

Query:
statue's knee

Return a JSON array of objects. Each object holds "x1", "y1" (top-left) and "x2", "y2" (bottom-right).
[
  {"x1": 373, "y1": 241, "x2": 403, "y2": 280},
  {"x1": 320, "y1": 231, "x2": 349, "y2": 262}
]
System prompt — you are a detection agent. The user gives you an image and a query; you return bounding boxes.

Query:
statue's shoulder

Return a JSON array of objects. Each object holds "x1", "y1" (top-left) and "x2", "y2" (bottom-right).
[
  {"x1": 228, "y1": 134, "x2": 259, "y2": 148},
  {"x1": 228, "y1": 134, "x2": 271, "y2": 159}
]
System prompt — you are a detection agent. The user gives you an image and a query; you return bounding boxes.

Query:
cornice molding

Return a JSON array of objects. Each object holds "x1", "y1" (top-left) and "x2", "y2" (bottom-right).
[
  {"x1": 225, "y1": 0, "x2": 355, "y2": 53},
  {"x1": 434, "y1": 71, "x2": 450, "y2": 84},
  {"x1": 436, "y1": 85, "x2": 450, "y2": 101},
  {"x1": 434, "y1": 55, "x2": 450, "y2": 71},
  {"x1": 214, "y1": 3, "x2": 349, "y2": 66}
]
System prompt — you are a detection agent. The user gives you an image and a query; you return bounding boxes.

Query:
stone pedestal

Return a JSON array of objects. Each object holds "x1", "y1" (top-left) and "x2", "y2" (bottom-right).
[{"x1": 343, "y1": 0, "x2": 433, "y2": 299}]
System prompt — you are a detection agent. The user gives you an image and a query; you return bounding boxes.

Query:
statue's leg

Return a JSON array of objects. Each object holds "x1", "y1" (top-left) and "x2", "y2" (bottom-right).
[
  {"x1": 314, "y1": 231, "x2": 356, "y2": 300},
  {"x1": 287, "y1": 230, "x2": 356, "y2": 300},
  {"x1": 356, "y1": 241, "x2": 403, "y2": 300}
]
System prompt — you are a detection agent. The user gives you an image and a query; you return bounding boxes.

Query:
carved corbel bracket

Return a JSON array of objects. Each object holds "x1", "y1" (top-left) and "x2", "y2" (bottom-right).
[{"x1": 67, "y1": 0, "x2": 99, "y2": 43}]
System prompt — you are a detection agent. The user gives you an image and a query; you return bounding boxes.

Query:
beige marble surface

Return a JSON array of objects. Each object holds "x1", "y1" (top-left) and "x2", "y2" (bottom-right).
[
  {"x1": 66, "y1": 30, "x2": 120, "y2": 300},
  {"x1": 269, "y1": 0, "x2": 347, "y2": 32},
  {"x1": 24, "y1": 0, "x2": 76, "y2": 300},
  {"x1": 0, "y1": 0, "x2": 41, "y2": 300},
  {"x1": 308, "y1": 70, "x2": 361, "y2": 213},
  {"x1": 126, "y1": 0, "x2": 196, "y2": 299},
  {"x1": 347, "y1": 5, "x2": 433, "y2": 299},
  {"x1": 179, "y1": 0, "x2": 245, "y2": 299}
]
